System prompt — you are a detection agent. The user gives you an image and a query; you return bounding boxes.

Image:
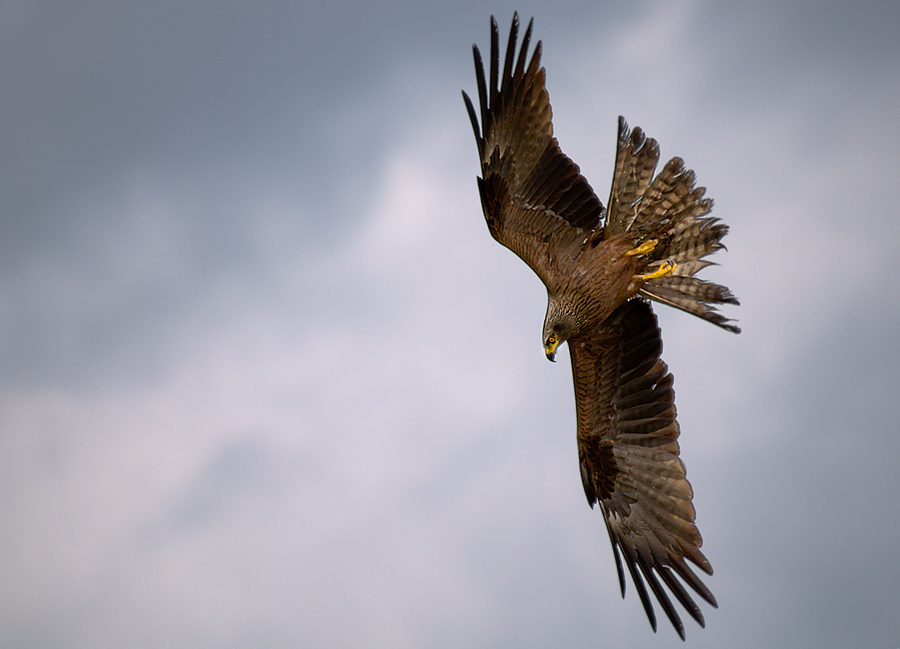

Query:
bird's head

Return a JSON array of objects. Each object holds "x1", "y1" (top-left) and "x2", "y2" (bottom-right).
[
  {"x1": 542, "y1": 298, "x2": 575, "y2": 362},
  {"x1": 543, "y1": 330, "x2": 562, "y2": 362}
]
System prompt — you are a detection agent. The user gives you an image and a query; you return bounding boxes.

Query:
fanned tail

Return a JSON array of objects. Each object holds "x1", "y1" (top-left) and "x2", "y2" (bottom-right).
[{"x1": 607, "y1": 117, "x2": 740, "y2": 333}]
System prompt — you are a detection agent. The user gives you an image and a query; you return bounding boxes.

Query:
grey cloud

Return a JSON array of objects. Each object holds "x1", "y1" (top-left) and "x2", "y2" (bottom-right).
[{"x1": 2, "y1": 0, "x2": 899, "y2": 647}]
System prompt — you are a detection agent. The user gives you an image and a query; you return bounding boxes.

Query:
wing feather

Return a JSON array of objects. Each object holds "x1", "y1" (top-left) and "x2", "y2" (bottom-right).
[
  {"x1": 570, "y1": 299, "x2": 716, "y2": 638},
  {"x1": 462, "y1": 14, "x2": 605, "y2": 284}
]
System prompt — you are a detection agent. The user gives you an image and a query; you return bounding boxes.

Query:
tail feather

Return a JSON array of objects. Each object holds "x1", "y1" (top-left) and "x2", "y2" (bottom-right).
[
  {"x1": 643, "y1": 275, "x2": 739, "y2": 305},
  {"x1": 605, "y1": 117, "x2": 660, "y2": 236},
  {"x1": 632, "y1": 158, "x2": 698, "y2": 234},
  {"x1": 663, "y1": 218, "x2": 728, "y2": 264},
  {"x1": 671, "y1": 259, "x2": 715, "y2": 277},
  {"x1": 640, "y1": 279, "x2": 741, "y2": 333}
]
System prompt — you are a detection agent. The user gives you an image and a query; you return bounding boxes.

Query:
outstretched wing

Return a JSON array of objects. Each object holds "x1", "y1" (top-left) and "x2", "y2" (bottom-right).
[
  {"x1": 569, "y1": 298, "x2": 717, "y2": 639},
  {"x1": 462, "y1": 13, "x2": 605, "y2": 285}
]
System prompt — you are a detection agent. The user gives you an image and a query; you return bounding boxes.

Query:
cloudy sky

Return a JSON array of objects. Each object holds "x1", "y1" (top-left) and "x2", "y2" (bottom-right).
[{"x1": 2, "y1": 1, "x2": 899, "y2": 647}]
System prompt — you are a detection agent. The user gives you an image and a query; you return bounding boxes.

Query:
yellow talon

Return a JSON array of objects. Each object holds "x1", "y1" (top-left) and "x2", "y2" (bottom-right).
[
  {"x1": 635, "y1": 260, "x2": 677, "y2": 282},
  {"x1": 625, "y1": 239, "x2": 659, "y2": 257}
]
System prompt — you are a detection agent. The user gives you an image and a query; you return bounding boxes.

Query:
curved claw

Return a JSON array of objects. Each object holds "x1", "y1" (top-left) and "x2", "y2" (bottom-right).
[
  {"x1": 626, "y1": 239, "x2": 659, "y2": 257},
  {"x1": 635, "y1": 260, "x2": 677, "y2": 282}
]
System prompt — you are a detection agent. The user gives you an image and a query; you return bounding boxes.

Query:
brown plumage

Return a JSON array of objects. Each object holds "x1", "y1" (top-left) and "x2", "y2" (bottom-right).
[{"x1": 462, "y1": 14, "x2": 740, "y2": 639}]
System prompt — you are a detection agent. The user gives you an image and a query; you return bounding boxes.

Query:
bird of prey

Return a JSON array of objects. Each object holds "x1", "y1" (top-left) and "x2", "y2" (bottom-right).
[{"x1": 462, "y1": 14, "x2": 740, "y2": 639}]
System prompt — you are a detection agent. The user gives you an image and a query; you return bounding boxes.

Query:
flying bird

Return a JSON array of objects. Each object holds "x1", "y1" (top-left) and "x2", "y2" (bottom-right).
[{"x1": 462, "y1": 14, "x2": 740, "y2": 639}]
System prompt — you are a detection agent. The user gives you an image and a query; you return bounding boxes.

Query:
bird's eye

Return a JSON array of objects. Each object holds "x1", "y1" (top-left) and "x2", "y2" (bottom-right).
[{"x1": 547, "y1": 334, "x2": 557, "y2": 345}]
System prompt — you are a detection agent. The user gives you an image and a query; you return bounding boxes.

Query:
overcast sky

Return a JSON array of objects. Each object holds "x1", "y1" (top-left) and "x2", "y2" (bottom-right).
[{"x1": 2, "y1": 1, "x2": 899, "y2": 647}]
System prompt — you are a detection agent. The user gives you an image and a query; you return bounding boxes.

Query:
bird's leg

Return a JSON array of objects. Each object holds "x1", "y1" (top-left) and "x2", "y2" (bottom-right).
[
  {"x1": 635, "y1": 260, "x2": 677, "y2": 282},
  {"x1": 625, "y1": 239, "x2": 658, "y2": 257}
]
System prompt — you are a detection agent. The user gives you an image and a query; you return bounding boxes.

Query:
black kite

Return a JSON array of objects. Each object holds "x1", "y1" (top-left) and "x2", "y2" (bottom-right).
[{"x1": 462, "y1": 14, "x2": 740, "y2": 639}]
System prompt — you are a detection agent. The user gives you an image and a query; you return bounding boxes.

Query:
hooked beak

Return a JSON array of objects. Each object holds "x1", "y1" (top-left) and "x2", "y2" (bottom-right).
[{"x1": 544, "y1": 339, "x2": 560, "y2": 362}]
